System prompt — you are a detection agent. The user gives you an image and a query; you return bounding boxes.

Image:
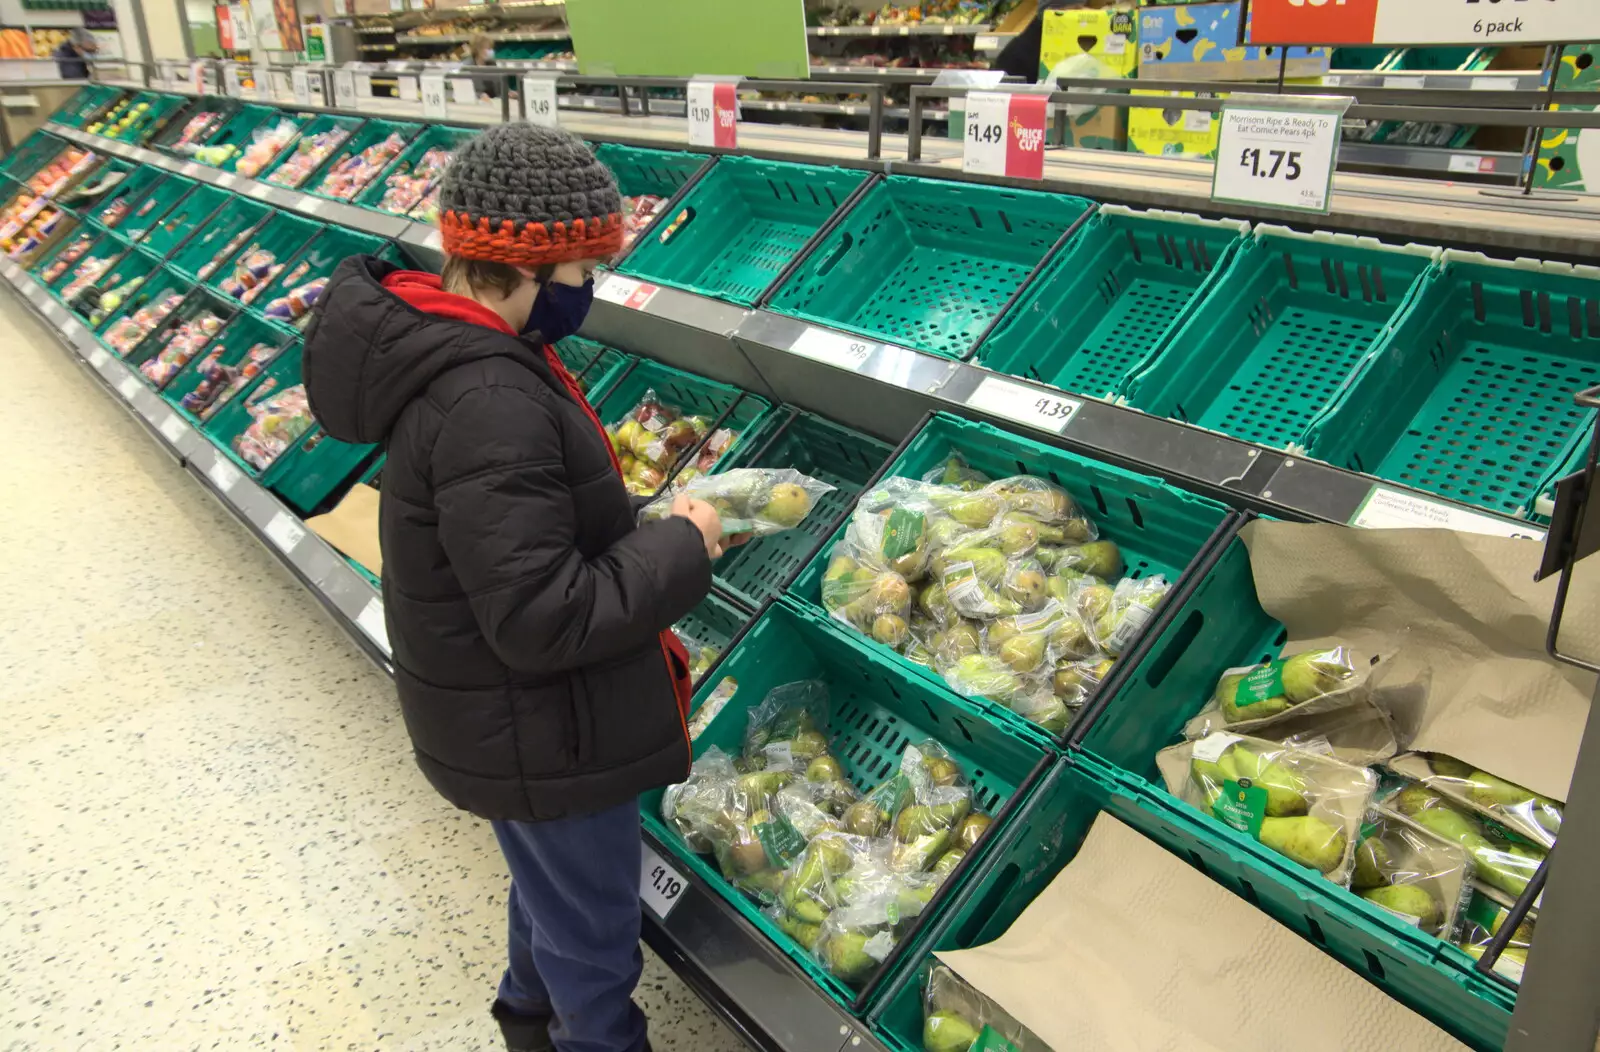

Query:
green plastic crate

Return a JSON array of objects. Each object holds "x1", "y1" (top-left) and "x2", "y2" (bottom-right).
[
  {"x1": 95, "y1": 264, "x2": 195, "y2": 354},
  {"x1": 354, "y1": 123, "x2": 474, "y2": 216},
  {"x1": 305, "y1": 117, "x2": 423, "y2": 202},
  {"x1": 267, "y1": 420, "x2": 382, "y2": 516},
  {"x1": 136, "y1": 182, "x2": 231, "y2": 258},
  {"x1": 165, "y1": 195, "x2": 273, "y2": 284},
  {"x1": 710, "y1": 407, "x2": 893, "y2": 611},
  {"x1": 1527, "y1": 438, "x2": 1592, "y2": 522},
  {"x1": 974, "y1": 206, "x2": 1251, "y2": 398},
  {"x1": 246, "y1": 227, "x2": 399, "y2": 335},
  {"x1": 640, "y1": 601, "x2": 1051, "y2": 1013},
  {"x1": 122, "y1": 285, "x2": 238, "y2": 378},
  {"x1": 188, "y1": 103, "x2": 289, "y2": 171},
  {"x1": 871, "y1": 751, "x2": 1514, "y2": 1052},
  {"x1": 554, "y1": 335, "x2": 631, "y2": 402},
  {"x1": 768, "y1": 175, "x2": 1092, "y2": 360},
  {"x1": 32, "y1": 226, "x2": 108, "y2": 286},
  {"x1": 82, "y1": 166, "x2": 169, "y2": 234},
  {"x1": 160, "y1": 310, "x2": 295, "y2": 421},
  {"x1": 1120, "y1": 227, "x2": 1439, "y2": 450},
  {"x1": 1, "y1": 131, "x2": 68, "y2": 178},
  {"x1": 66, "y1": 244, "x2": 161, "y2": 328},
  {"x1": 53, "y1": 85, "x2": 123, "y2": 129},
  {"x1": 115, "y1": 173, "x2": 200, "y2": 243},
  {"x1": 593, "y1": 358, "x2": 775, "y2": 483},
  {"x1": 260, "y1": 113, "x2": 366, "y2": 190},
  {"x1": 1303, "y1": 252, "x2": 1600, "y2": 519},
  {"x1": 155, "y1": 97, "x2": 238, "y2": 155},
  {"x1": 593, "y1": 141, "x2": 708, "y2": 198},
  {"x1": 201, "y1": 209, "x2": 320, "y2": 300},
  {"x1": 97, "y1": 91, "x2": 188, "y2": 144},
  {"x1": 617, "y1": 156, "x2": 868, "y2": 306},
  {"x1": 671, "y1": 588, "x2": 750, "y2": 683},
  {"x1": 785, "y1": 411, "x2": 1233, "y2": 748}
]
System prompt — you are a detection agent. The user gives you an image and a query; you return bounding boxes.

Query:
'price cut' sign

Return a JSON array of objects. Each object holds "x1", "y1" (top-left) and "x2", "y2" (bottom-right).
[
  {"x1": 1249, "y1": 0, "x2": 1597, "y2": 46},
  {"x1": 687, "y1": 80, "x2": 738, "y2": 149},
  {"x1": 962, "y1": 91, "x2": 1048, "y2": 180},
  {"x1": 1211, "y1": 100, "x2": 1349, "y2": 214}
]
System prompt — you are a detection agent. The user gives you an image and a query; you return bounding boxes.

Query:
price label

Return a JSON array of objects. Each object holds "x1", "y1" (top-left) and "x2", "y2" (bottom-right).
[
  {"x1": 87, "y1": 347, "x2": 109, "y2": 368},
  {"x1": 523, "y1": 76, "x2": 559, "y2": 127},
  {"x1": 1212, "y1": 100, "x2": 1349, "y2": 214},
  {"x1": 116, "y1": 373, "x2": 140, "y2": 400},
  {"x1": 159, "y1": 413, "x2": 186, "y2": 444},
  {"x1": 291, "y1": 68, "x2": 312, "y2": 106},
  {"x1": 451, "y1": 77, "x2": 476, "y2": 106},
  {"x1": 357, "y1": 596, "x2": 390, "y2": 653},
  {"x1": 390, "y1": 0, "x2": 406, "y2": 10},
  {"x1": 398, "y1": 75, "x2": 418, "y2": 102},
  {"x1": 962, "y1": 91, "x2": 1047, "y2": 180},
  {"x1": 264, "y1": 511, "x2": 306, "y2": 553},
  {"x1": 686, "y1": 80, "x2": 738, "y2": 149},
  {"x1": 420, "y1": 73, "x2": 448, "y2": 118},
  {"x1": 207, "y1": 456, "x2": 241, "y2": 494},
  {"x1": 789, "y1": 327, "x2": 876, "y2": 372},
  {"x1": 1249, "y1": 0, "x2": 1597, "y2": 46},
  {"x1": 593, "y1": 275, "x2": 659, "y2": 311},
  {"x1": 332, "y1": 70, "x2": 357, "y2": 109},
  {"x1": 355, "y1": 73, "x2": 372, "y2": 99},
  {"x1": 640, "y1": 845, "x2": 687, "y2": 919},
  {"x1": 1447, "y1": 153, "x2": 1494, "y2": 174},
  {"x1": 223, "y1": 62, "x2": 242, "y2": 97},
  {"x1": 965, "y1": 375, "x2": 1081, "y2": 434},
  {"x1": 43, "y1": 300, "x2": 63, "y2": 322},
  {"x1": 254, "y1": 64, "x2": 271, "y2": 100},
  {"x1": 1350, "y1": 485, "x2": 1546, "y2": 541}
]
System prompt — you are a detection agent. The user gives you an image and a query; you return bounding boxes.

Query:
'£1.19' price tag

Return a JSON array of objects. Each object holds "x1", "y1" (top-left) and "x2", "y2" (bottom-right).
[
  {"x1": 640, "y1": 845, "x2": 687, "y2": 918},
  {"x1": 962, "y1": 91, "x2": 1048, "y2": 180},
  {"x1": 1211, "y1": 97, "x2": 1351, "y2": 214},
  {"x1": 686, "y1": 80, "x2": 738, "y2": 149}
]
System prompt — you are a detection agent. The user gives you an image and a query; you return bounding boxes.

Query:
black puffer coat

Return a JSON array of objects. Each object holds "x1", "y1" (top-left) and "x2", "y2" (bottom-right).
[{"x1": 304, "y1": 256, "x2": 709, "y2": 822}]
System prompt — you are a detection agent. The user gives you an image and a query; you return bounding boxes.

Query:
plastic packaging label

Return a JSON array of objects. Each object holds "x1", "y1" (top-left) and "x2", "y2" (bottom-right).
[
  {"x1": 1192, "y1": 732, "x2": 1240, "y2": 763},
  {"x1": 357, "y1": 596, "x2": 390, "y2": 652},
  {"x1": 1215, "y1": 780, "x2": 1268, "y2": 838},
  {"x1": 640, "y1": 845, "x2": 687, "y2": 919},
  {"x1": 789, "y1": 327, "x2": 876, "y2": 372},
  {"x1": 207, "y1": 457, "x2": 241, "y2": 494},
  {"x1": 1106, "y1": 600, "x2": 1155, "y2": 653},
  {"x1": 965, "y1": 376, "x2": 1080, "y2": 434},
  {"x1": 264, "y1": 512, "x2": 306, "y2": 554},
  {"x1": 1351, "y1": 485, "x2": 1545, "y2": 541},
  {"x1": 1213, "y1": 101, "x2": 1347, "y2": 213},
  {"x1": 862, "y1": 930, "x2": 895, "y2": 962}
]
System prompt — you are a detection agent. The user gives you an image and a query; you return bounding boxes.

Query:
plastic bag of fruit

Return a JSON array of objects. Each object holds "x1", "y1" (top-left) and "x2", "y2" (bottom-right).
[
  {"x1": 605, "y1": 388, "x2": 714, "y2": 496},
  {"x1": 1350, "y1": 805, "x2": 1473, "y2": 936},
  {"x1": 771, "y1": 831, "x2": 879, "y2": 950},
  {"x1": 1456, "y1": 889, "x2": 1535, "y2": 983},
  {"x1": 1184, "y1": 645, "x2": 1367, "y2": 737},
  {"x1": 1376, "y1": 778, "x2": 1546, "y2": 900},
  {"x1": 642, "y1": 467, "x2": 835, "y2": 536},
  {"x1": 1082, "y1": 574, "x2": 1170, "y2": 657},
  {"x1": 660, "y1": 746, "x2": 739, "y2": 854},
  {"x1": 813, "y1": 858, "x2": 938, "y2": 984},
  {"x1": 1386, "y1": 751, "x2": 1562, "y2": 850},
  {"x1": 1157, "y1": 732, "x2": 1377, "y2": 885},
  {"x1": 820, "y1": 552, "x2": 914, "y2": 650},
  {"x1": 922, "y1": 961, "x2": 1045, "y2": 1052},
  {"x1": 741, "y1": 680, "x2": 833, "y2": 772}
]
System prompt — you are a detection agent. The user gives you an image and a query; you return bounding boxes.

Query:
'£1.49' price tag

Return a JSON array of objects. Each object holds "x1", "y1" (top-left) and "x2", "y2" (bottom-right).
[
  {"x1": 687, "y1": 80, "x2": 738, "y2": 149},
  {"x1": 1211, "y1": 98, "x2": 1350, "y2": 214},
  {"x1": 962, "y1": 91, "x2": 1048, "y2": 180},
  {"x1": 522, "y1": 75, "x2": 559, "y2": 128}
]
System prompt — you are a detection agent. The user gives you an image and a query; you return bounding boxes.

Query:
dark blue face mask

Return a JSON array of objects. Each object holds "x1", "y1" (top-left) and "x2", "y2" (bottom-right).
[{"x1": 522, "y1": 277, "x2": 594, "y2": 343}]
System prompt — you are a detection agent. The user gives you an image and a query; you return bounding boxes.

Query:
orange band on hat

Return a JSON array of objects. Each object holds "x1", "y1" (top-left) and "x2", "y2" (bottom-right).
[{"x1": 438, "y1": 211, "x2": 625, "y2": 266}]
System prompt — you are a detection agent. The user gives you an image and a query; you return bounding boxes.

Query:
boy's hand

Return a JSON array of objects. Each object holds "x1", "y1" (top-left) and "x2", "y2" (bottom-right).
[{"x1": 671, "y1": 494, "x2": 726, "y2": 559}]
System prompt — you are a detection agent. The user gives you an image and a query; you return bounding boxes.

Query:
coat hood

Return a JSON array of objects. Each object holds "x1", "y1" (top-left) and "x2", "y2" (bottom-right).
[{"x1": 303, "y1": 256, "x2": 557, "y2": 445}]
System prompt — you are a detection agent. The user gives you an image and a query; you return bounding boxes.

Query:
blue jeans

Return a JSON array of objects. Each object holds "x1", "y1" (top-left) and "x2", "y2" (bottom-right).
[{"x1": 491, "y1": 802, "x2": 648, "y2": 1052}]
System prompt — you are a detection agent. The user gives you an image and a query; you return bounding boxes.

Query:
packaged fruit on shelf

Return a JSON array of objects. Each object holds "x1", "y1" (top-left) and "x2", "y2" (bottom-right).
[
  {"x1": 232, "y1": 120, "x2": 301, "y2": 178},
  {"x1": 1156, "y1": 732, "x2": 1378, "y2": 884},
  {"x1": 605, "y1": 388, "x2": 727, "y2": 497},
  {"x1": 234, "y1": 384, "x2": 316, "y2": 472},
  {"x1": 920, "y1": 962, "x2": 1044, "y2": 1052},
  {"x1": 26, "y1": 147, "x2": 97, "y2": 197},
  {"x1": 313, "y1": 133, "x2": 409, "y2": 200},
  {"x1": 83, "y1": 273, "x2": 148, "y2": 329},
  {"x1": 265, "y1": 128, "x2": 353, "y2": 189},
  {"x1": 38, "y1": 230, "x2": 96, "y2": 282},
  {"x1": 59, "y1": 253, "x2": 116, "y2": 302},
  {"x1": 1456, "y1": 889, "x2": 1535, "y2": 983},
  {"x1": 103, "y1": 290, "x2": 187, "y2": 356},
  {"x1": 641, "y1": 468, "x2": 835, "y2": 537},
  {"x1": 622, "y1": 194, "x2": 667, "y2": 249},
  {"x1": 220, "y1": 249, "x2": 285, "y2": 305},
  {"x1": 1376, "y1": 778, "x2": 1547, "y2": 901},
  {"x1": 1349, "y1": 805, "x2": 1474, "y2": 938},
  {"x1": 1181, "y1": 645, "x2": 1396, "y2": 746},
  {"x1": 262, "y1": 277, "x2": 328, "y2": 326},
  {"x1": 139, "y1": 309, "x2": 226, "y2": 384},
  {"x1": 168, "y1": 112, "x2": 224, "y2": 152},
  {"x1": 180, "y1": 341, "x2": 283, "y2": 420},
  {"x1": 1386, "y1": 752, "x2": 1563, "y2": 850},
  {"x1": 3, "y1": 205, "x2": 70, "y2": 263},
  {"x1": 374, "y1": 145, "x2": 452, "y2": 215}
]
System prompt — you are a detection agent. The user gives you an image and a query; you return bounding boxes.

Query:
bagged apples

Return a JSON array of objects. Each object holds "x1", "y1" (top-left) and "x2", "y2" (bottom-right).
[
  {"x1": 604, "y1": 388, "x2": 737, "y2": 497},
  {"x1": 642, "y1": 468, "x2": 835, "y2": 537}
]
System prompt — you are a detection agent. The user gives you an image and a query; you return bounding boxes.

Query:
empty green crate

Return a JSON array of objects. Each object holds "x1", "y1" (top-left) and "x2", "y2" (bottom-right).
[
  {"x1": 261, "y1": 113, "x2": 366, "y2": 190},
  {"x1": 202, "y1": 209, "x2": 320, "y2": 301},
  {"x1": 617, "y1": 156, "x2": 868, "y2": 306},
  {"x1": 267, "y1": 420, "x2": 382, "y2": 516},
  {"x1": 768, "y1": 175, "x2": 1093, "y2": 360},
  {"x1": 786, "y1": 411, "x2": 1233, "y2": 748},
  {"x1": 871, "y1": 751, "x2": 1513, "y2": 1052},
  {"x1": 123, "y1": 286, "x2": 238, "y2": 380},
  {"x1": 641, "y1": 601, "x2": 1050, "y2": 1013},
  {"x1": 160, "y1": 311, "x2": 295, "y2": 421},
  {"x1": 594, "y1": 141, "x2": 708, "y2": 198},
  {"x1": 354, "y1": 123, "x2": 474, "y2": 216},
  {"x1": 710, "y1": 407, "x2": 894, "y2": 611},
  {"x1": 115, "y1": 174, "x2": 200, "y2": 243},
  {"x1": 593, "y1": 358, "x2": 775, "y2": 482},
  {"x1": 554, "y1": 335, "x2": 631, "y2": 402},
  {"x1": 247, "y1": 227, "x2": 399, "y2": 334},
  {"x1": 1302, "y1": 252, "x2": 1600, "y2": 518},
  {"x1": 671, "y1": 588, "x2": 750, "y2": 684},
  {"x1": 136, "y1": 182, "x2": 232, "y2": 258},
  {"x1": 305, "y1": 118, "x2": 423, "y2": 202},
  {"x1": 96, "y1": 264, "x2": 195, "y2": 354},
  {"x1": 974, "y1": 206, "x2": 1250, "y2": 398},
  {"x1": 166, "y1": 195, "x2": 272, "y2": 284},
  {"x1": 0, "y1": 131, "x2": 67, "y2": 178},
  {"x1": 83, "y1": 166, "x2": 169, "y2": 234},
  {"x1": 1120, "y1": 227, "x2": 1439, "y2": 450}
]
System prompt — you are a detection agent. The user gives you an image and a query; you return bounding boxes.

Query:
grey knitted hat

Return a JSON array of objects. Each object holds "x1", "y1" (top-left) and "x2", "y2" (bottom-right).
[{"x1": 436, "y1": 122, "x2": 623, "y2": 265}]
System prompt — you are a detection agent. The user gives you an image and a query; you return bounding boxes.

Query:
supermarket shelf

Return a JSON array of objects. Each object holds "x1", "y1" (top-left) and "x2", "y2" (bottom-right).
[
  {"x1": 809, "y1": 23, "x2": 990, "y2": 37},
  {"x1": 0, "y1": 248, "x2": 889, "y2": 1052},
  {"x1": 1324, "y1": 70, "x2": 1548, "y2": 91},
  {"x1": 1339, "y1": 142, "x2": 1522, "y2": 179},
  {"x1": 579, "y1": 273, "x2": 1547, "y2": 543},
  {"x1": 395, "y1": 30, "x2": 570, "y2": 44}
]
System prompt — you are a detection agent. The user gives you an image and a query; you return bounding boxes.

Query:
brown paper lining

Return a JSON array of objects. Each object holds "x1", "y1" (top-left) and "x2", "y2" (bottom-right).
[{"x1": 307, "y1": 483, "x2": 382, "y2": 578}]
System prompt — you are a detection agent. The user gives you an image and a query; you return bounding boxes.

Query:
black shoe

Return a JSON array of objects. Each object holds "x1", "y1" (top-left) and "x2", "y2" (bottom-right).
[{"x1": 491, "y1": 1000, "x2": 554, "y2": 1052}]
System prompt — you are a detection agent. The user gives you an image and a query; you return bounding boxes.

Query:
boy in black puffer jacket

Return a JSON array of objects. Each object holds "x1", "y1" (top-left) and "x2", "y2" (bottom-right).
[{"x1": 303, "y1": 123, "x2": 732, "y2": 1052}]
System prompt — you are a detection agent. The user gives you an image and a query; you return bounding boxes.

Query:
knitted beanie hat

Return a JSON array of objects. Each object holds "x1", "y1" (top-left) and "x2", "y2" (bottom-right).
[{"x1": 436, "y1": 122, "x2": 623, "y2": 266}]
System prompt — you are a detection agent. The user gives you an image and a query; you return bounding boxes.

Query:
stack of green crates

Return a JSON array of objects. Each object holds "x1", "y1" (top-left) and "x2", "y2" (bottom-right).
[
  {"x1": 974, "y1": 206, "x2": 1250, "y2": 398},
  {"x1": 618, "y1": 156, "x2": 869, "y2": 306},
  {"x1": 643, "y1": 600, "x2": 1052, "y2": 1012},
  {"x1": 1302, "y1": 251, "x2": 1600, "y2": 520},
  {"x1": 767, "y1": 175, "x2": 1092, "y2": 360},
  {"x1": 785, "y1": 412, "x2": 1232, "y2": 748},
  {"x1": 1120, "y1": 227, "x2": 1439, "y2": 450}
]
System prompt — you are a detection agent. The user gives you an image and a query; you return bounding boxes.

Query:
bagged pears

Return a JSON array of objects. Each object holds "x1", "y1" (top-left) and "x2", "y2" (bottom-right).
[
  {"x1": 643, "y1": 467, "x2": 835, "y2": 537},
  {"x1": 1387, "y1": 751, "x2": 1562, "y2": 850},
  {"x1": 921, "y1": 962, "x2": 1044, "y2": 1052},
  {"x1": 1350, "y1": 806, "x2": 1473, "y2": 936}
]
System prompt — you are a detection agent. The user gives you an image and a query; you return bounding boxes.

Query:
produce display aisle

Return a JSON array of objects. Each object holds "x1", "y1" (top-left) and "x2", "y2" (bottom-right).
[{"x1": 4, "y1": 80, "x2": 1595, "y2": 1052}]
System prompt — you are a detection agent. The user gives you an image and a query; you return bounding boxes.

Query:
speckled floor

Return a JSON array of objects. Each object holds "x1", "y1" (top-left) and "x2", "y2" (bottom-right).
[{"x1": 0, "y1": 294, "x2": 748, "y2": 1052}]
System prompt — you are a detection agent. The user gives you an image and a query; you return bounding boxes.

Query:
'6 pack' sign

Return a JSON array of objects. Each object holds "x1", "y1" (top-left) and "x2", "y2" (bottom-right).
[{"x1": 1248, "y1": 0, "x2": 1598, "y2": 46}]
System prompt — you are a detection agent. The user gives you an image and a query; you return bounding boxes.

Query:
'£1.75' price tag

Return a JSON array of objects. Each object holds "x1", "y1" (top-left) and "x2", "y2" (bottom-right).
[
  {"x1": 962, "y1": 91, "x2": 1048, "y2": 180},
  {"x1": 1211, "y1": 97, "x2": 1351, "y2": 214}
]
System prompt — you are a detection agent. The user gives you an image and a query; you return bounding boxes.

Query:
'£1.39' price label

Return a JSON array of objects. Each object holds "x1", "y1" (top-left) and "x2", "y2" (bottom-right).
[{"x1": 1211, "y1": 101, "x2": 1348, "y2": 214}]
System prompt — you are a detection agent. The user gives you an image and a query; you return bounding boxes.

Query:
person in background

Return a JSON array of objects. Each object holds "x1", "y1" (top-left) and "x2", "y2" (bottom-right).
[
  {"x1": 302, "y1": 123, "x2": 739, "y2": 1052},
  {"x1": 53, "y1": 27, "x2": 97, "y2": 81},
  {"x1": 470, "y1": 32, "x2": 500, "y2": 100},
  {"x1": 991, "y1": 0, "x2": 1092, "y2": 83}
]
